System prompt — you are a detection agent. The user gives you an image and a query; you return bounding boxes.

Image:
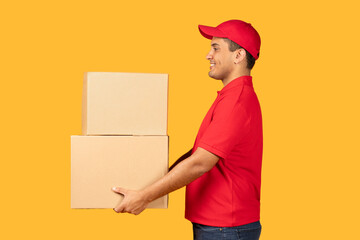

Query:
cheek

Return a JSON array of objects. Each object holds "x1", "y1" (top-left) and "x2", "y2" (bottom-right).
[{"x1": 225, "y1": 55, "x2": 235, "y2": 65}]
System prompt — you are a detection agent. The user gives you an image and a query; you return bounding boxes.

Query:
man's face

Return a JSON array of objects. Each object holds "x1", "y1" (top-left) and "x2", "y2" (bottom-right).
[{"x1": 206, "y1": 37, "x2": 235, "y2": 81}]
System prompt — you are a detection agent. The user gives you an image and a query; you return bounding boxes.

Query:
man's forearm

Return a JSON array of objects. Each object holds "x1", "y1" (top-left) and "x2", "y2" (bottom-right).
[
  {"x1": 142, "y1": 147, "x2": 219, "y2": 203},
  {"x1": 112, "y1": 147, "x2": 219, "y2": 214}
]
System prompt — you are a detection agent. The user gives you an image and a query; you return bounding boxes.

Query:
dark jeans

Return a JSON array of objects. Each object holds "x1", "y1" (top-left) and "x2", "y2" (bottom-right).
[{"x1": 192, "y1": 221, "x2": 261, "y2": 240}]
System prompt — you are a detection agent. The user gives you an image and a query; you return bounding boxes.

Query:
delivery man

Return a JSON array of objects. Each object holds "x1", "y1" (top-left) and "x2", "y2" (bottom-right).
[{"x1": 112, "y1": 19, "x2": 263, "y2": 240}]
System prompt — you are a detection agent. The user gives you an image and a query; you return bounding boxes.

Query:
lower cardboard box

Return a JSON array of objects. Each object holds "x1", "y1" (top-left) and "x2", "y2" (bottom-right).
[{"x1": 71, "y1": 135, "x2": 168, "y2": 209}]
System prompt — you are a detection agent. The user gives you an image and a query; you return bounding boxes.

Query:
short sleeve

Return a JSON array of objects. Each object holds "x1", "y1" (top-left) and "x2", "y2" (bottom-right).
[{"x1": 197, "y1": 89, "x2": 250, "y2": 159}]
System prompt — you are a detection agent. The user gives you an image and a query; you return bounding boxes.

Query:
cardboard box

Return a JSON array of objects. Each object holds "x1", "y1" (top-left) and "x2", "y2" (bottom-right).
[
  {"x1": 82, "y1": 72, "x2": 168, "y2": 136},
  {"x1": 71, "y1": 135, "x2": 168, "y2": 208}
]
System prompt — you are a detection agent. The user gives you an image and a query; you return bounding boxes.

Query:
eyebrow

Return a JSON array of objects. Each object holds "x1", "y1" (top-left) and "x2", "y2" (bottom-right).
[{"x1": 211, "y1": 43, "x2": 220, "y2": 47}]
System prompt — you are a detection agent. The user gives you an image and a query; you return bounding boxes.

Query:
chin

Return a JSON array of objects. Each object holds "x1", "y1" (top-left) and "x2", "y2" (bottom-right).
[{"x1": 208, "y1": 72, "x2": 222, "y2": 80}]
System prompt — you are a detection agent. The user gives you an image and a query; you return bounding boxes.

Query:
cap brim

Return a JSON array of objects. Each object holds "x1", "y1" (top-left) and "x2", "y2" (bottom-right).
[{"x1": 198, "y1": 25, "x2": 227, "y2": 39}]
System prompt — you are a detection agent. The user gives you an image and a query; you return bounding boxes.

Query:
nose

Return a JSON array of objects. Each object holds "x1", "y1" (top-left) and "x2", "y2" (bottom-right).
[{"x1": 206, "y1": 50, "x2": 213, "y2": 60}]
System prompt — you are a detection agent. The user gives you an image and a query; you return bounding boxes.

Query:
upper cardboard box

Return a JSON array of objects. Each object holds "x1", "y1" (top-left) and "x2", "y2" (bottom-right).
[{"x1": 82, "y1": 72, "x2": 168, "y2": 136}]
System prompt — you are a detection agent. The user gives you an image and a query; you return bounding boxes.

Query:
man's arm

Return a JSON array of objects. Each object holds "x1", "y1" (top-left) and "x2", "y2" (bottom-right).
[
  {"x1": 112, "y1": 147, "x2": 219, "y2": 215},
  {"x1": 169, "y1": 148, "x2": 193, "y2": 171}
]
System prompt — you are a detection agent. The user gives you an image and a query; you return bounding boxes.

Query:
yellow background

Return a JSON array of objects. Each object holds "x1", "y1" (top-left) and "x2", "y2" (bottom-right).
[{"x1": 1, "y1": 0, "x2": 359, "y2": 239}]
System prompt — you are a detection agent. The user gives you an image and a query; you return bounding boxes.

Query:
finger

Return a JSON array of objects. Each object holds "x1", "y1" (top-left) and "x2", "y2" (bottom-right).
[
  {"x1": 134, "y1": 206, "x2": 146, "y2": 215},
  {"x1": 114, "y1": 204, "x2": 125, "y2": 213},
  {"x1": 112, "y1": 187, "x2": 127, "y2": 195},
  {"x1": 113, "y1": 207, "x2": 123, "y2": 213}
]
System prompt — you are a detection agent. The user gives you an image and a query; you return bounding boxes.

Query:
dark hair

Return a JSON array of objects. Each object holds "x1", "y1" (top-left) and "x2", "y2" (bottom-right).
[{"x1": 223, "y1": 38, "x2": 256, "y2": 70}]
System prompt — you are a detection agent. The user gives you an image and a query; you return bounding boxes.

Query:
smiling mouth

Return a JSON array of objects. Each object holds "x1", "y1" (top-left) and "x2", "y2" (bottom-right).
[{"x1": 210, "y1": 63, "x2": 215, "y2": 69}]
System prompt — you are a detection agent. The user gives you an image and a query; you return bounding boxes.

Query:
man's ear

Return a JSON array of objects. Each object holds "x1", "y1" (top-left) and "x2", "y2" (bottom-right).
[{"x1": 234, "y1": 48, "x2": 246, "y2": 64}]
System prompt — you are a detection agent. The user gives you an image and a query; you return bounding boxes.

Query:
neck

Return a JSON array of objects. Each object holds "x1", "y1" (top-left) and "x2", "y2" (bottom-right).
[{"x1": 222, "y1": 69, "x2": 251, "y2": 87}]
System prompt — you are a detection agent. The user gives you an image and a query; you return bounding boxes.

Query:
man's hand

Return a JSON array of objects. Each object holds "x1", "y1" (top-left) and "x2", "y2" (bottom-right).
[{"x1": 112, "y1": 187, "x2": 150, "y2": 215}]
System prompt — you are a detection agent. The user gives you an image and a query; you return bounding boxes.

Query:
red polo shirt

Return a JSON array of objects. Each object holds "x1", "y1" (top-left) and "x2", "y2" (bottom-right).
[{"x1": 185, "y1": 76, "x2": 263, "y2": 227}]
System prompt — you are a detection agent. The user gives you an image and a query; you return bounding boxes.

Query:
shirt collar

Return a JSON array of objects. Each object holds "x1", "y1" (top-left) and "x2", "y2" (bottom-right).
[{"x1": 217, "y1": 75, "x2": 253, "y2": 95}]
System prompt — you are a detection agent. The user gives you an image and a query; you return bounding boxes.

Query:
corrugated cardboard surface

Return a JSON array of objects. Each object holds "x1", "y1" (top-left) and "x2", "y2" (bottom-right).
[
  {"x1": 71, "y1": 135, "x2": 168, "y2": 208},
  {"x1": 82, "y1": 72, "x2": 168, "y2": 136}
]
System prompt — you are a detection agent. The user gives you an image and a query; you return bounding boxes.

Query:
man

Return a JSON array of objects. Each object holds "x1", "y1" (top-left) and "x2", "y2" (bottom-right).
[{"x1": 112, "y1": 19, "x2": 263, "y2": 240}]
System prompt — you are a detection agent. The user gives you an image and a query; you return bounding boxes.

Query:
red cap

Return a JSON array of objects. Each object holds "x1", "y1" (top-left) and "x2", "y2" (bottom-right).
[{"x1": 199, "y1": 20, "x2": 261, "y2": 60}]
